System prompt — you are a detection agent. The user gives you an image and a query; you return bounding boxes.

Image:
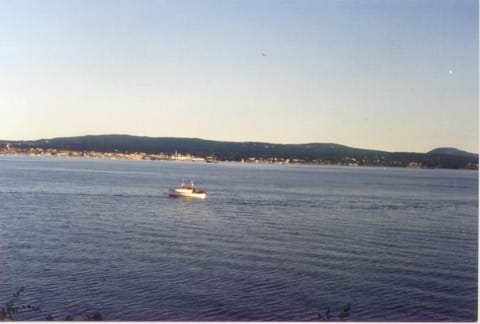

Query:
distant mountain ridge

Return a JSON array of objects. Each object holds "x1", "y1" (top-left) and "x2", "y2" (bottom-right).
[
  {"x1": 0, "y1": 134, "x2": 478, "y2": 169},
  {"x1": 2, "y1": 134, "x2": 385, "y2": 160},
  {"x1": 428, "y1": 147, "x2": 477, "y2": 157}
]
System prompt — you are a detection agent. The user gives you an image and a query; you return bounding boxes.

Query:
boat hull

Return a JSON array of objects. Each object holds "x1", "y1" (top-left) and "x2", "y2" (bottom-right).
[{"x1": 169, "y1": 189, "x2": 207, "y2": 199}]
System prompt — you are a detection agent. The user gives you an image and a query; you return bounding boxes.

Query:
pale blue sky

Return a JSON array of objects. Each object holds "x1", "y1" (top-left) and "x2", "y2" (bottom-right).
[{"x1": 0, "y1": 0, "x2": 477, "y2": 152}]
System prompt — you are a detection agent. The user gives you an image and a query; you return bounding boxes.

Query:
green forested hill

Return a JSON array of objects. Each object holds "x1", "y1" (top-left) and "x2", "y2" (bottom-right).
[{"x1": 1, "y1": 134, "x2": 478, "y2": 169}]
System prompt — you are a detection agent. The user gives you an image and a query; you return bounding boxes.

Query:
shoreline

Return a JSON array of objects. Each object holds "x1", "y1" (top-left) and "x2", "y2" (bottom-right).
[{"x1": 0, "y1": 151, "x2": 477, "y2": 171}]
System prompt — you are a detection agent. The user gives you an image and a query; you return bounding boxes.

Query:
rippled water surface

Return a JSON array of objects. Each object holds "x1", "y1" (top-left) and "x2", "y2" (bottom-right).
[{"x1": 0, "y1": 157, "x2": 477, "y2": 321}]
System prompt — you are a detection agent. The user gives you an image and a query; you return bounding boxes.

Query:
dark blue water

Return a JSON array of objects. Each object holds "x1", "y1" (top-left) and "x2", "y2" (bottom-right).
[{"x1": 0, "y1": 157, "x2": 477, "y2": 321}]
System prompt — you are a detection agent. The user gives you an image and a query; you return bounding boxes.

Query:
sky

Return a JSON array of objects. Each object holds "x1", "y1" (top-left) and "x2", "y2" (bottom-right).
[{"x1": 0, "y1": 0, "x2": 478, "y2": 153}]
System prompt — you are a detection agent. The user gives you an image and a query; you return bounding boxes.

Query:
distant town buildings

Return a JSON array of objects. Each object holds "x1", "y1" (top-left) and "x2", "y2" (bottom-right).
[
  {"x1": 0, "y1": 145, "x2": 329, "y2": 165},
  {"x1": 0, "y1": 143, "x2": 477, "y2": 169},
  {"x1": 0, "y1": 145, "x2": 201, "y2": 162}
]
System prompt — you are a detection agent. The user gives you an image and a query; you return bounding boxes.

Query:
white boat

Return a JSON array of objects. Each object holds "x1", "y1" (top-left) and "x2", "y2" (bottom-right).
[{"x1": 169, "y1": 181, "x2": 207, "y2": 199}]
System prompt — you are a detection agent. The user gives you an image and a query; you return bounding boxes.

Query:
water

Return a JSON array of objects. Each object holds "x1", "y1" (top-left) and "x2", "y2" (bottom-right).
[{"x1": 0, "y1": 156, "x2": 477, "y2": 321}]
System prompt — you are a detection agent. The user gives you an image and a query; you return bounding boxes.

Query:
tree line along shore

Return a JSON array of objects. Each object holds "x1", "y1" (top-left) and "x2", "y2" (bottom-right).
[{"x1": 0, "y1": 135, "x2": 477, "y2": 169}]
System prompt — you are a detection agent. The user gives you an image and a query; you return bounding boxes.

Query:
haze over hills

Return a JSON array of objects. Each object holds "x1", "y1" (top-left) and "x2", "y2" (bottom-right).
[{"x1": 0, "y1": 134, "x2": 478, "y2": 169}]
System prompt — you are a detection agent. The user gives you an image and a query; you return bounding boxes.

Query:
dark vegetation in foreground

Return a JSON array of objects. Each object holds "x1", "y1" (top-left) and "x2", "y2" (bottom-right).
[
  {"x1": 318, "y1": 304, "x2": 351, "y2": 321},
  {"x1": 1, "y1": 134, "x2": 478, "y2": 169},
  {"x1": 0, "y1": 287, "x2": 103, "y2": 321},
  {"x1": 1, "y1": 287, "x2": 351, "y2": 321}
]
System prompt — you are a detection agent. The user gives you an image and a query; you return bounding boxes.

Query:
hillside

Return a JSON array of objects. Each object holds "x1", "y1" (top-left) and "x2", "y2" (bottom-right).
[
  {"x1": 428, "y1": 147, "x2": 477, "y2": 157},
  {"x1": 4, "y1": 135, "x2": 385, "y2": 161},
  {"x1": 0, "y1": 135, "x2": 478, "y2": 169}
]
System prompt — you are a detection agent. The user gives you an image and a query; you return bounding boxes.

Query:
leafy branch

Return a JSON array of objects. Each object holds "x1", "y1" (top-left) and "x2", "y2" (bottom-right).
[
  {"x1": 1, "y1": 288, "x2": 103, "y2": 321},
  {"x1": 0, "y1": 287, "x2": 40, "y2": 320}
]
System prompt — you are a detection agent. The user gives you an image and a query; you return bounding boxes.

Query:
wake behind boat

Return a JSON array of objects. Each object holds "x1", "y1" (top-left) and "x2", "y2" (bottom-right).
[{"x1": 169, "y1": 181, "x2": 207, "y2": 199}]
